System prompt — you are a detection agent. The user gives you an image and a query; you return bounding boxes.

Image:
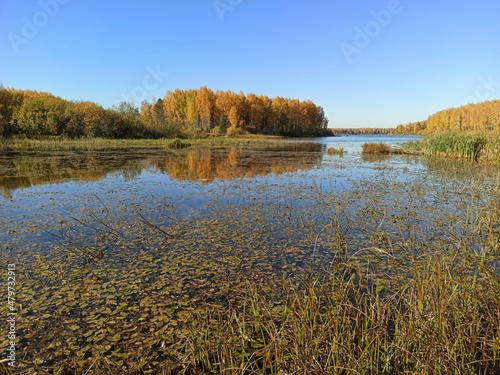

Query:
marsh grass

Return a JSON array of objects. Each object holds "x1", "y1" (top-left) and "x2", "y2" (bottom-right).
[
  {"x1": 166, "y1": 138, "x2": 190, "y2": 149},
  {"x1": 403, "y1": 131, "x2": 500, "y2": 165},
  {"x1": 188, "y1": 255, "x2": 500, "y2": 374},
  {"x1": 327, "y1": 147, "x2": 345, "y2": 156},
  {"x1": 0, "y1": 135, "x2": 283, "y2": 152},
  {"x1": 425, "y1": 132, "x2": 487, "y2": 160},
  {"x1": 362, "y1": 142, "x2": 391, "y2": 154},
  {"x1": 7, "y1": 250, "x2": 498, "y2": 374}
]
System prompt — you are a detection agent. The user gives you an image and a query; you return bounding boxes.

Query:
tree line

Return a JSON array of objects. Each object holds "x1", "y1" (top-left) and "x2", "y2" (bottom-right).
[
  {"x1": 141, "y1": 87, "x2": 330, "y2": 137},
  {"x1": 331, "y1": 128, "x2": 393, "y2": 135},
  {"x1": 395, "y1": 100, "x2": 500, "y2": 135},
  {"x1": 0, "y1": 86, "x2": 330, "y2": 139}
]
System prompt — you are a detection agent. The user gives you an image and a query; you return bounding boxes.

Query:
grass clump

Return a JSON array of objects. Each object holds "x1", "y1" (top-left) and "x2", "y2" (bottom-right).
[
  {"x1": 188, "y1": 257, "x2": 500, "y2": 374},
  {"x1": 166, "y1": 138, "x2": 190, "y2": 149},
  {"x1": 362, "y1": 142, "x2": 391, "y2": 154},
  {"x1": 327, "y1": 147, "x2": 345, "y2": 156}
]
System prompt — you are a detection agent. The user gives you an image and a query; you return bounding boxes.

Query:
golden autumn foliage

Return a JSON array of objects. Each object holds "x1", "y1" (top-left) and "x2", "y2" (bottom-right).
[
  {"x1": 142, "y1": 86, "x2": 330, "y2": 137},
  {"x1": 396, "y1": 100, "x2": 500, "y2": 135},
  {"x1": 0, "y1": 86, "x2": 329, "y2": 139},
  {"x1": 0, "y1": 88, "x2": 144, "y2": 139}
]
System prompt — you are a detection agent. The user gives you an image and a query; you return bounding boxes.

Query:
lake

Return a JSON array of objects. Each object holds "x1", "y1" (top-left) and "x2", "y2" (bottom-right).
[
  {"x1": 1, "y1": 135, "x2": 418, "y2": 255},
  {"x1": 1, "y1": 135, "x2": 500, "y2": 372},
  {"x1": 1, "y1": 135, "x2": 498, "y2": 264}
]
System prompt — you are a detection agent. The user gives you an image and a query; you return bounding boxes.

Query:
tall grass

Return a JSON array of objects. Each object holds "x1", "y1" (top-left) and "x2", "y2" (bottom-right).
[
  {"x1": 362, "y1": 142, "x2": 391, "y2": 154},
  {"x1": 185, "y1": 253, "x2": 500, "y2": 374},
  {"x1": 404, "y1": 131, "x2": 500, "y2": 164},
  {"x1": 425, "y1": 132, "x2": 486, "y2": 160}
]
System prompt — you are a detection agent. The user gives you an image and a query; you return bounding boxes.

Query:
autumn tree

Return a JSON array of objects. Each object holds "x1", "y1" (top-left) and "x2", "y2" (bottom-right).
[
  {"x1": 67, "y1": 101, "x2": 109, "y2": 138},
  {"x1": 16, "y1": 94, "x2": 71, "y2": 136},
  {"x1": 111, "y1": 101, "x2": 143, "y2": 138},
  {"x1": 2, "y1": 86, "x2": 331, "y2": 139}
]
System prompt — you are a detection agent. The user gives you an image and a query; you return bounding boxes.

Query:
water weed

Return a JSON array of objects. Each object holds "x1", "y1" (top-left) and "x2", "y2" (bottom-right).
[{"x1": 1, "y1": 142, "x2": 500, "y2": 374}]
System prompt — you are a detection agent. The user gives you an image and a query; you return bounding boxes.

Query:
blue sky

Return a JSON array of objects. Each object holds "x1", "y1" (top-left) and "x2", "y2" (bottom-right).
[{"x1": 1, "y1": 0, "x2": 499, "y2": 128}]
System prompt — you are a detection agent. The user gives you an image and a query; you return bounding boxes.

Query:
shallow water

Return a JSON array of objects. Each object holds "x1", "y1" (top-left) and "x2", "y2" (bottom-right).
[
  {"x1": 1, "y1": 135, "x2": 499, "y2": 271},
  {"x1": 3, "y1": 135, "x2": 500, "y2": 373}
]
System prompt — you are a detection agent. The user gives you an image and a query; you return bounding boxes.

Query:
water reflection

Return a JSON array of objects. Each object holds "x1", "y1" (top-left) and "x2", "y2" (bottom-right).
[
  {"x1": 0, "y1": 143, "x2": 323, "y2": 199},
  {"x1": 361, "y1": 154, "x2": 392, "y2": 163}
]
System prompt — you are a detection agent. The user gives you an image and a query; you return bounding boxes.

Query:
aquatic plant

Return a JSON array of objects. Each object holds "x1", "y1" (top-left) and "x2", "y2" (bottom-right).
[
  {"x1": 362, "y1": 142, "x2": 391, "y2": 154},
  {"x1": 402, "y1": 131, "x2": 500, "y2": 165},
  {"x1": 166, "y1": 138, "x2": 190, "y2": 149},
  {"x1": 327, "y1": 147, "x2": 345, "y2": 156},
  {"x1": 2, "y1": 143, "x2": 500, "y2": 374}
]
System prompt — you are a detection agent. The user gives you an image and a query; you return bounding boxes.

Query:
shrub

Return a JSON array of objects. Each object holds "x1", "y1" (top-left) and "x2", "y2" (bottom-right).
[
  {"x1": 209, "y1": 126, "x2": 225, "y2": 138},
  {"x1": 180, "y1": 128, "x2": 209, "y2": 139}
]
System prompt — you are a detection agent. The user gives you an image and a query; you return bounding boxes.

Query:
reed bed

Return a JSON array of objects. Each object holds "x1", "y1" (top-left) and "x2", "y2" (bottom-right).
[
  {"x1": 362, "y1": 142, "x2": 391, "y2": 154},
  {"x1": 188, "y1": 255, "x2": 500, "y2": 374},
  {"x1": 404, "y1": 131, "x2": 500, "y2": 164}
]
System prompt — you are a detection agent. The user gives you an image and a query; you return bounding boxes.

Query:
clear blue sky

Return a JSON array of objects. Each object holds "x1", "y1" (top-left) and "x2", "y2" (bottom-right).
[{"x1": 1, "y1": 0, "x2": 499, "y2": 128}]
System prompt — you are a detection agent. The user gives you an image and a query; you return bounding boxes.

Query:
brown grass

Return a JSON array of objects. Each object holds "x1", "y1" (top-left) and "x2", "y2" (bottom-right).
[
  {"x1": 362, "y1": 142, "x2": 391, "y2": 154},
  {"x1": 327, "y1": 147, "x2": 345, "y2": 156}
]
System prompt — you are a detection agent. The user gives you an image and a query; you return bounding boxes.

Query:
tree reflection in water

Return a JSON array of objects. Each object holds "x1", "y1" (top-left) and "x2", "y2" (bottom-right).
[{"x1": 0, "y1": 143, "x2": 324, "y2": 199}]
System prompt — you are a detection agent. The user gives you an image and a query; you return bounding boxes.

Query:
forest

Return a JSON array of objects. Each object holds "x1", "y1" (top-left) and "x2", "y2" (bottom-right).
[
  {"x1": 331, "y1": 128, "x2": 393, "y2": 135},
  {"x1": 395, "y1": 100, "x2": 500, "y2": 134},
  {"x1": 0, "y1": 86, "x2": 330, "y2": 139}
]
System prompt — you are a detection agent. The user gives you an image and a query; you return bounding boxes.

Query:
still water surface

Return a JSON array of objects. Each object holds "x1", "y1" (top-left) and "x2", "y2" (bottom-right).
[{"x1": 1, "y1": 135, "x2": 498, "y2": 270}]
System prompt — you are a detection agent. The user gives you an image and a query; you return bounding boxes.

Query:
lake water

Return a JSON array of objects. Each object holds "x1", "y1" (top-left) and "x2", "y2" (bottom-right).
[
  {"x1": 1, "y1": 135, "x2": 498, "y2": 251},
  {"x1": 2, "y1": 134, "x2": 499, "y2": 273},
  {"x1": 0, "y1": 136, "x2": 405, "y2": 250},
  {"x1": 3, "y1": 134, "x2": 500, "y2": 372}
]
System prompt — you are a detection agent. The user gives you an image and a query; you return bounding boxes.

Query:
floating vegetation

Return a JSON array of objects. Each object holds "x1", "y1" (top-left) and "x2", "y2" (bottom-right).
[
  {"x1": 362, "y1": 142, "x2": 391, "y2": 154},
  {"x1": 327, "y1": 147, "x2": 345, "y2": 156},
  {"x1": 1, "y1": 141, "x2": 500, "y2": 374}
]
